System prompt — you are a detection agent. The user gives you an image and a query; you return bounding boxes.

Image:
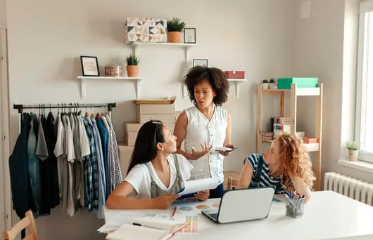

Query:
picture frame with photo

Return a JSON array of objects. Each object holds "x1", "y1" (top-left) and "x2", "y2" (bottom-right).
[
  {"x1": 193, "y1": 58, "x2": 208, "y2": 67},
  {"x1": 184, "y1": 28, "x2": 196, "y2": 44},
  {"x1": 80, "y1": 56, "x2": 100, "y2": 76}
]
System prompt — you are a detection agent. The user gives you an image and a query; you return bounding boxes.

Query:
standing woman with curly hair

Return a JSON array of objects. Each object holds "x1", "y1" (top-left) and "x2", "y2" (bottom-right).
[
  {"x1": 174, "y1": 66, "x2": 235, "y2": 198},
  {"x1": 237, "y1": 134, "x2": 315, "y2": 201}
]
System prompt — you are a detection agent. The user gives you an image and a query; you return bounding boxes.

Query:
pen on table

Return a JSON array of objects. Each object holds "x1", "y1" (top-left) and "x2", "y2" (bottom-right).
[{"x1": 171, "y1": 206, "x2": 177, "y2": 218}]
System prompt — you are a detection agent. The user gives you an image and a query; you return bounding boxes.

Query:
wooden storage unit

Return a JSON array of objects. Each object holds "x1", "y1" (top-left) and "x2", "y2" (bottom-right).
[{"x1": 256, "y1": 83, "x2": 323, "y2": 190}]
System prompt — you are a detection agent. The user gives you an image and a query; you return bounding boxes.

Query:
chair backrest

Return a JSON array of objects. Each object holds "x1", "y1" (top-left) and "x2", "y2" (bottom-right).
[{"x1": 3, "y1": 210, "x2": 39, "y2": 240}]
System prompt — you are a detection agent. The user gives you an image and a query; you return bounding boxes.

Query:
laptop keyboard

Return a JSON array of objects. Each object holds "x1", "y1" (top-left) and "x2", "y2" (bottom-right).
[{"x1": 208, "y1": 213, "x2": 218, "y2": 221}]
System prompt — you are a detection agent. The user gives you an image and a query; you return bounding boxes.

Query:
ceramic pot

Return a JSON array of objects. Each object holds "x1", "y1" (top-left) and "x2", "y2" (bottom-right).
[{"x1": 126, "y1": 65, "x2": 138, "y2": 77}]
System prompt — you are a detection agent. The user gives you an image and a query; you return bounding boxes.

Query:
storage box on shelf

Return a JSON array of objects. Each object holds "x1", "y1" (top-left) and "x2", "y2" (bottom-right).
[
  {"x1": 277, "y1": 77, "x2": 318, "y2": 89},
  {"x1": 224, "y1": 71, "x2": 245, "y2": 79},
  {"x1": 125, "y1": 17, "x2": 167, "y2": 43},
  {"x1": 256, "y1": 83, "x2": 323, "y2": 190}
]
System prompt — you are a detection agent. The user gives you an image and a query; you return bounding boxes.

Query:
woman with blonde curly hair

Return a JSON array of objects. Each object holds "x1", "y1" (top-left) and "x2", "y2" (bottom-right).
[{"x1": 237, "y1": 134, "x2": 315, "y2": 201}]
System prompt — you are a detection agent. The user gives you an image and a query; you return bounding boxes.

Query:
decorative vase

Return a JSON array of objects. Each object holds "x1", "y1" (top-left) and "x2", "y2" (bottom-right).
[
  {"x1": 168, "y1": 31, "x2": 181, "y2": 43},
  {"x1": 126, "y1": 65, "x2": 138, "y2": 77},
  {"x1": 348, "y1": 149, "x2": 358, "y2": 161}
]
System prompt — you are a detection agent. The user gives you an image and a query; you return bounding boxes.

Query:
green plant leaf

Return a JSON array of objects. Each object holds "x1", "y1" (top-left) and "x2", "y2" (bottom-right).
[
  {"x1": 167, "y1": 18, "x2": 186, "y2": 32},
  {"x1": 126, "y1": 54, "x2": 139, "y2": 65}
]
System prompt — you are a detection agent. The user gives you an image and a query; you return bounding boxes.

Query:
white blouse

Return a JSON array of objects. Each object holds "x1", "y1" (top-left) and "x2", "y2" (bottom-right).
[{"x1": 184, "y1": 106, "x2": 227, "y2": 183}]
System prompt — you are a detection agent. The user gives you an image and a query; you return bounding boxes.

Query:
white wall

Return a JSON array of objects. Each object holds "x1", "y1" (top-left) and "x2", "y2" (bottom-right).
[
  {"x1": 7, "y1": 0, "x2": 296, "y2": 239},
  {"x1": 293, "y1": 0, "x2": 373, "y2": 184},
  {"x1": 0, "y1": 0, "x2": 6, "y2": 28}
]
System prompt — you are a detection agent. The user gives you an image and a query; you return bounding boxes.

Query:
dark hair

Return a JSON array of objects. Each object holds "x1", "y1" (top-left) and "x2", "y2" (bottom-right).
[
  {"x1": 127, "y1": 120, "x2": 165, "y2": 173},
  {"x1": 184, "y1": 66, "x2": 229, "y2": 106}
]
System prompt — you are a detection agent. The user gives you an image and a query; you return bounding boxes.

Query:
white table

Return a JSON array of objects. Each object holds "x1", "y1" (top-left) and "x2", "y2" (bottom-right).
[{"x1": 104, "y1": 191, "x2": 373, "y2": 240}]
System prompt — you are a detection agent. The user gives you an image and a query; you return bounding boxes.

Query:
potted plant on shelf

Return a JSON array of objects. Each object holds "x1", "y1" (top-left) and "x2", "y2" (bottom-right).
[
  {"x1": 262, "y1": 79, "x2": 269, "y2": 89},
  {"x1": 167, "y1": 18, "x2": 186, "y2": 43},
  {"x1": 346, "y1": 141, "x2": 360, "y2": 161},
  {"x1": 269, "y1": 79, "x2": 277, "y2": 89},
  {"x1": 126, "y1": 54, "x2": 139, "y2": 77}
]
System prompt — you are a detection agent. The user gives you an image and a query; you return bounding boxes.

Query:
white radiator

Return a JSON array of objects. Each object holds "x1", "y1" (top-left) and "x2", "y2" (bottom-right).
[{"x1": 324, "y1": 172, "x2": 373, "y2": 206}]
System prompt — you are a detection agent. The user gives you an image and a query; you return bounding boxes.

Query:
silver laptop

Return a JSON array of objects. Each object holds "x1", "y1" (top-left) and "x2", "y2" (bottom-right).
[{"x1": 201, "y1": 187, "x2": 275, "y2": 223}]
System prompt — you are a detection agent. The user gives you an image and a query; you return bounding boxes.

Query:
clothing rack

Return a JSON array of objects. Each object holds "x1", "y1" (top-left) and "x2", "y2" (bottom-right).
[{"x1": 13, "y1": 102, "x2": 116, "y2": 113}]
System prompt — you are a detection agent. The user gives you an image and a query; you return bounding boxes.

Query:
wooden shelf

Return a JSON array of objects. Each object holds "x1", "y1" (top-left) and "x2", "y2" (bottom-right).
[
  {"x1": 77, "y1": 76, "x2": 145, "y2": 99},
  {"x1": 257, "y1": 83, "x2": 323, "y2": 190}
]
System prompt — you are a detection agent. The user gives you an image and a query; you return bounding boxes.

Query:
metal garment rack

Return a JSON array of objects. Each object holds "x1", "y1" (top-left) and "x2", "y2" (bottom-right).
[
  {"x1": 13, "y1": 103, "x2": 116, "y2": 122},
  {"x1": 13, "y1": 102, "x2": 116, "y2": 113}
]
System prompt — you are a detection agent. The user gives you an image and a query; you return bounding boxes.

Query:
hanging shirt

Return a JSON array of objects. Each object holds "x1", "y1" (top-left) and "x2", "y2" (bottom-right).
[
  {"x1": 46, "y1": 112, "x2": 60, "y2": 208},
  {"x1": 27, "y1": 113, "x2": 41, "y2": 217},
  {"x1": 54, "y1": 113, "x2": 66, "y2": 210},
  {"x1": 104, "y1": 115, "x2": 122, "y2": 190},
  {"x1": 91, "y1": 118, "x2": 106, "y2": 219},
  {"x1": 82, "y1": 117, "x2": 99, "y2": 211},
  {"x1": 184, "y1": 106, "x2": 228, "y2": 183},
  {"x1": 38, "y1": 114, "x2": 51, "y2": 215},
  {"x1": 77, "y1": 115, "x2": 90, "y2": 207},
  {"x1": 9, "y1": 113, "x2": 31, "y2": 218}
]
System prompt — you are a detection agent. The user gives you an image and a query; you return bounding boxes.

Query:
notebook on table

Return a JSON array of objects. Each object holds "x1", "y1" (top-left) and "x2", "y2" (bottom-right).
[
  {"x1": 106, "y1": 216, "x2": 188, "y2": 240},
  {"x1": 201, "y1": 187, "x2": 275, "y2": 223}
]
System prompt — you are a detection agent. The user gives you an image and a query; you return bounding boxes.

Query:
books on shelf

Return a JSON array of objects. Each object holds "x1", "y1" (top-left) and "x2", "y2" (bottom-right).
[
  {"x1": 262, "y1": 132, "x2": 273, "y2": 141},
  {"x1": 106, "y1": 216, "x2": 188, "y2": 240}
]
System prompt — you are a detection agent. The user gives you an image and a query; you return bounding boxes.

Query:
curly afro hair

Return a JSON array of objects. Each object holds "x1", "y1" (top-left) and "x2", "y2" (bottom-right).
[{"x1": 184, "y1": 66, "x2": 229, "y2": 106}]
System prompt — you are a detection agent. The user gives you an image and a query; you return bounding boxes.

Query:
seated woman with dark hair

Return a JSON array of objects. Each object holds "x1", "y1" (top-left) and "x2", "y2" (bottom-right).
[{"x1": 106, "y1": 120, "x2": 209, "y2": 210}]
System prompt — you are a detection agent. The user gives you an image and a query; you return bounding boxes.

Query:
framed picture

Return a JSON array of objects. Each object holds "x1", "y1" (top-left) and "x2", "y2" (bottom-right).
[
  {"x1": 193, "y1": 58, "x2": 208, "y2": 67},
  {"x1": 184, "y1": 28, "x2": 196, "y2": 44},
  {"x1": 80, "y1": 56, "x2": 100, "y2": 76}
]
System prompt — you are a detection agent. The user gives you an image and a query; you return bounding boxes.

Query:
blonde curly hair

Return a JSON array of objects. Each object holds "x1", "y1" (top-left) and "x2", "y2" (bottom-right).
[{"x1": 277, "y1": 134, "x2": 316, "y2": 191}]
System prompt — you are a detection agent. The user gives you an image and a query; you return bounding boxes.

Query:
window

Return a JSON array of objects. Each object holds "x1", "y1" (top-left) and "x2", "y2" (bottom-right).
[{"x1": 356, "y1": 0, "x2": 373, "y2": 163}]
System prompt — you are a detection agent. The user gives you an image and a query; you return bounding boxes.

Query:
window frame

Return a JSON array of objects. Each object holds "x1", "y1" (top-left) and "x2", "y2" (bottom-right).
[{"x1": 356, "y1": 0, "x2": 373, "y2": 164}]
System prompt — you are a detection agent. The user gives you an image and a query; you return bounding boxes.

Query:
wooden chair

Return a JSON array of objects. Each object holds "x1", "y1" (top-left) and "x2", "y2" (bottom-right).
[
  {"x1": 224, "y1": 171, "x2": 240, "y2": 190},
  {"x1": 3, "y1": 210, "x2": 39, "y2": 240}
]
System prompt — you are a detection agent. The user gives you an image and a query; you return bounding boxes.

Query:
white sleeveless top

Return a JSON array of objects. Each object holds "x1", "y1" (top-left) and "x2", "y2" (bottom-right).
[{"x1": 184, "y1": 105, "x2": 227, "y2": 183}]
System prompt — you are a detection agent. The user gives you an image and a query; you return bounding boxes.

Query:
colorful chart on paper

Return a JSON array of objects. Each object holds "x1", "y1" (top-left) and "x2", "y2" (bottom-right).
[
  {"x1": 173, "y1": 199, "x2": 220, "y2": 215},
  {"x1": 178, "y1": 216, "x2": 199, "y2": 233}
]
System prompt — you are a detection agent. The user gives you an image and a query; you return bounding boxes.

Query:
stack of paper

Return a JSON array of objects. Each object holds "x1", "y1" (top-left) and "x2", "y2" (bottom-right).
[{"x1": 106, "y1": 216, "x2": 188, "y2": 240}]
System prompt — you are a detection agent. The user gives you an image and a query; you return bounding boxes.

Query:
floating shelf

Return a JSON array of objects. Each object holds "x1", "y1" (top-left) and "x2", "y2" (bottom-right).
[
  {"x1": 77, "y1": 76, "x2": 145, "y2": 99},
  {"x1": 128, "y1": 42, "x2": 196, "y2": 62},
  {"x1": 228, "y1": 79, "x2": 247, "y2": 99}
]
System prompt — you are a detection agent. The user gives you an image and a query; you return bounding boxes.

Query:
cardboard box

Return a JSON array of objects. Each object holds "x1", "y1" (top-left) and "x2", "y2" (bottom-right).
[
  {"x1": 137, "y1": 113, "x2": 175, "y2": 124},
  {"x1": 125, "y1": 17, "x2": 167, "y2": 43},
  {"x1": 136, "y1": 104, "x2": 175, "y2": 115},
  {"x1": 124, "y1": 131, "x2": 138, "y2": 146},
  {"x1": 118, "y1": 142, "x2": 134, "y2": 177},
  {"x1": 277, "y1": 77, "x2": 318, "y2": 89},
  {"x1": 224, "y1": 71, "x2": 245, "y2": 79},
  {"x1": 124, "y1": 122, "x2": 142, "y2": 132}
]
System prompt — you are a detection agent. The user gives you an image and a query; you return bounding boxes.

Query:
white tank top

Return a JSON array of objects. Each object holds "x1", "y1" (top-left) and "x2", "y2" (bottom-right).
[{"x1": 184, "y1": 105, "x2": 227, "y2": 183}]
